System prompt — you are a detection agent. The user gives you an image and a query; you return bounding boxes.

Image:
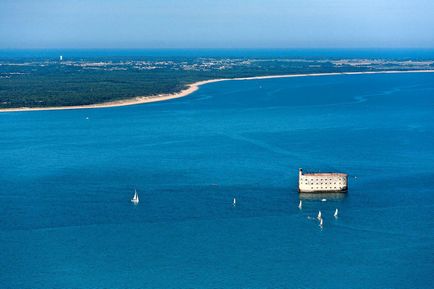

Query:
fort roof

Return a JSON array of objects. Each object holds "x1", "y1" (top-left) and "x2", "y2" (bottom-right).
[{"x1": 302, "y1": 172, "x2": 347, "y2": 177}]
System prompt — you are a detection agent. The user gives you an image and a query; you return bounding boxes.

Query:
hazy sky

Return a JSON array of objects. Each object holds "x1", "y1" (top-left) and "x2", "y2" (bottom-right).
[{"x1": 1, "y1": 0, "x2": 433, "y2": 48}]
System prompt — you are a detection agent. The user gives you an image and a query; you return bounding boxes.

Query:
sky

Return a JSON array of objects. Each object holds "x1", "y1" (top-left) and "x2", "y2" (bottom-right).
[{"x1": 0, "y1": 0, "x2": 433, "y2": 49}]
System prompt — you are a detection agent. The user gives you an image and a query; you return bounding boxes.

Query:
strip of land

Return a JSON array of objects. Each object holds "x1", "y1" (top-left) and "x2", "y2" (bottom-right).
[{"x1": 1, "y1": 70, "x2": 433, "y2": 113}]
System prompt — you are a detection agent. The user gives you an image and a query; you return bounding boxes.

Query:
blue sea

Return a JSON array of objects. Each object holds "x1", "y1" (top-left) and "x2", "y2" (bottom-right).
[
  {"x1": 0, "y1": 72, "x2": 433, "y2": 288},
  {"x1": 2, "y1": 48, "x2": 434, "y2": 60}
]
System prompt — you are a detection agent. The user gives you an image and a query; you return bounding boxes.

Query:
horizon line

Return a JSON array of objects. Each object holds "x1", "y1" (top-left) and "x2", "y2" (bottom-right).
[{"x1": 1, "y1": 47, "x2": 434, "y2": 50}]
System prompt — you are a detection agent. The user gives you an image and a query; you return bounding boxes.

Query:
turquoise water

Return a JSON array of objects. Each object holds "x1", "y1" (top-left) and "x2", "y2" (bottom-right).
[{"x1": 1, "y1": 72, "x2": 433, "y2": 288}]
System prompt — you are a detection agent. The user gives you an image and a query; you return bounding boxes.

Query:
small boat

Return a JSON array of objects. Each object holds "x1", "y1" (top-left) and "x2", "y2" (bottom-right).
[
  {"x1": 298, "y1": 200, "x2": 302, "y2": 210},
  {"x1": 319, "y1": 218, "x2": 323, "y2": 227},
  {"x1": 131, "y1": 189, "x2": 139, "y2": 204},
  {"x1": 317, "y1": 210, "x2": 322, "y2": 220},
  {"x1": 334, "y1": 208, "x2": 339, "y2": 218},
  {"x1": 233, "y1": 197, "x2": 237, "y2": 206}
]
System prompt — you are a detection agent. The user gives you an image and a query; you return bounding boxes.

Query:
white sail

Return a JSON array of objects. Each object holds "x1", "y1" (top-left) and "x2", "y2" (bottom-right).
[
  {"x1": 319, "y1": 218, "x2": 323, "y2": 227},
  {"x1": 131, "y1": 189, "x2": 139, "y2": 204},
  {"x1": 233, "y1": 197, "x2": 237, "y2": 206},
  {"x1": 317, "y1": 210, "x2": 322, "y2": 220},
  {"x1": 334, "y1": 208, "x2": 338, "y2": 218},
  {"x1": 298, "y1": 200, "x2": 302, "y2": 210}
]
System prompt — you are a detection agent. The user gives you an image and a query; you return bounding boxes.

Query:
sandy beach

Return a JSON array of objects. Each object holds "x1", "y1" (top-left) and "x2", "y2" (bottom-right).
[{"x1": 1, "y1": 69, "x2": 433, "y2": 113}]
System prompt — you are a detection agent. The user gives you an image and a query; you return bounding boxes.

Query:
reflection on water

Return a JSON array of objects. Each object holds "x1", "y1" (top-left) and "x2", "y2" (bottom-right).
[{"x1": 299, "y1": 192, "x2": 347, "y2": 201}]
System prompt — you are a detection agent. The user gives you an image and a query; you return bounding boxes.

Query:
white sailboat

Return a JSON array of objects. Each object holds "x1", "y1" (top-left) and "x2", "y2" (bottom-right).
[
  {"x1": 334, "y1": 208, "x2": 339, "y2": 218},
  {"x1": 233, "y1": 197, "x2": 237, "y2": 206},
  {"x1": 319, "y1": 217, "x2": 323, "y2": 228},
  {"x1": 317, "y1": 210, "x2": 322, "y2": 220},
  {"x1": 298, "y1": 200, "x2": 302, "y2": 210},
  {"x1": 131, "y1": 189, "x2": 139, "y2": 204}
]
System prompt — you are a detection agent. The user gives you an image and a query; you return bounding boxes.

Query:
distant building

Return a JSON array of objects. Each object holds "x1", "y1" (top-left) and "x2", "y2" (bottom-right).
[{"x1": 298, "y1": 168, "x2": 348, "y2": 193}]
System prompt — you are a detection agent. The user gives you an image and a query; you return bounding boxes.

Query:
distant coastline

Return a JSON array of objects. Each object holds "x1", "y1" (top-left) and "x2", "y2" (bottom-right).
[{"x1": 1, "y1": 69, "x2": 433, "y2": 113}]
